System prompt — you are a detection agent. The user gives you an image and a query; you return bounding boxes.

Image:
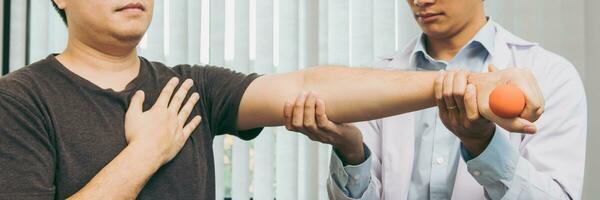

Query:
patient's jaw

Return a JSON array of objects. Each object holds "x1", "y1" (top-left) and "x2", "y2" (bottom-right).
[{"x1": 54, "y1": 0, "x2": 155, "y2": 55}]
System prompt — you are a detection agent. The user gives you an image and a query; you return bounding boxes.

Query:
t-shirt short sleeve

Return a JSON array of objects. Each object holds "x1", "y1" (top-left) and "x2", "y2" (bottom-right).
[
  {"x1": 0, "y1": 91, "x2": 55, "y2": 199},
  {"x1": 176, "y1": 65, "x2": 263, "y2": 140}
]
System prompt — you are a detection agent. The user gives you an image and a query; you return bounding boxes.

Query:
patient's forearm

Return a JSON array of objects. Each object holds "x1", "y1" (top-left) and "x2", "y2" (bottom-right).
[
  {"x1": 238, "y1": 66, "x2": 437, "y2": 129},
  {"x1": 302, "y1": 66, "x2": 436, "y2": 122},
  {"x1": 67, "y1": 143, "x2": 161, "y2": 199}
]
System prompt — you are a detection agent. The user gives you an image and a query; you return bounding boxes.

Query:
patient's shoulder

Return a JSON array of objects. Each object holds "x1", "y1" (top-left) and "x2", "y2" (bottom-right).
[{"x1": 0, "y1": 58, "x2": 58, "y2": 105}]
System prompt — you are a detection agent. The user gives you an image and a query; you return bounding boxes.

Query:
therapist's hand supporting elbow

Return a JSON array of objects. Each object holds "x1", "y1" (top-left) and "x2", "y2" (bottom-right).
[{"x1": 283, "y1": 92, "x2": 366, "y2": 165}]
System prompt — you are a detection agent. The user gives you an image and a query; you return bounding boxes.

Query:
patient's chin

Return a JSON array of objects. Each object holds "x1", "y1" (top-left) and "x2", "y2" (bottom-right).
[{"x1": 111, "y1": 30, "x2": 145, "y2": 43}]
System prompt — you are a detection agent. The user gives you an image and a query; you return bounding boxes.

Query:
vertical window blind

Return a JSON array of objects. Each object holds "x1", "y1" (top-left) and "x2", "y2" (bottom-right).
[
  {"x1": 0, "y1": 0, "x2": 588, "y2": 199},
  {"x1": 0, "y1": 1, "x2": 415, "y2": 199}
]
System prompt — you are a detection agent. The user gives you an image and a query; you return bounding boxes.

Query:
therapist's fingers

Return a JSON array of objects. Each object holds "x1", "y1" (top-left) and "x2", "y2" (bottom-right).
[
  {"x1": 284, "y1": 101, "x2": 296, "y2": 132},
  {"x1": 435, "y1": 71, "x2": 448, "y2": 116},
  {"x1": 464, "y1": 84, "x2": 480, "y2": 123},
  {"x1": 443, "y1": 70, "x2": 458, "y2": 114},
  {"x1": 452, "y1": 70, "x2": 469, "y2": 115},
  {"x1": 436, "y1": 95, "x2": 449, "y2": 121},
  {"x1": 315, "y1": 99, "x2": 338, "y2": 133},
  {"x1": 303, "y1": 92, "x2": 319, "y2": 133},
  {"x1": 291, "y1": 92, "x2": 307, "y2": 132}
]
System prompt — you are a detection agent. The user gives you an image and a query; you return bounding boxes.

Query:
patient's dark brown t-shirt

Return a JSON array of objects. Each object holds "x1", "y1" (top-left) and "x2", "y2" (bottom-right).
[{"x1": 0, "y1": 55, "x2": 262, "y2": 199}]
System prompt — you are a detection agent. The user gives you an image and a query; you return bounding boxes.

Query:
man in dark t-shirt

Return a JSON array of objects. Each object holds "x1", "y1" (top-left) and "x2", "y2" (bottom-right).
[
  {"x1": 0, "y1": 0, "x2": 544, "y2": 199},
  {"x1": 0, "y1": 57, "x2": 260, "y2": 199}
]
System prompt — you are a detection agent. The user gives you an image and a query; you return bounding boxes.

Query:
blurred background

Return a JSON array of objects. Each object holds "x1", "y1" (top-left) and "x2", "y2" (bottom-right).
[{"x1": 1, "y1": 0, "x2": 598, "y2": 199}]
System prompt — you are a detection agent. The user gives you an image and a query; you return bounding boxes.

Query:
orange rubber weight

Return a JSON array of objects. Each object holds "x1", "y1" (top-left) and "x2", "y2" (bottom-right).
[{"x1": 489, "y1": 84, "x2": 525, "y2": 118}]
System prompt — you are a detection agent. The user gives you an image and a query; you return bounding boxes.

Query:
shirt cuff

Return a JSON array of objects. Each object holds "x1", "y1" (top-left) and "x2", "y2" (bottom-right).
[
  {"x1": 461, "y1": 126, "x2": 520, "y2": 197},
  {"x1": 330, "y1": 143, "x2": 372, "y2": 199}
]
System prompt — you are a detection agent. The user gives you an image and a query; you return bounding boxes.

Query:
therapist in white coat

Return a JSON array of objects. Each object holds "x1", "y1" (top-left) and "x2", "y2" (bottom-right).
[{"x1": 283, "y1": 0, "x2": 587, "y2": 199}]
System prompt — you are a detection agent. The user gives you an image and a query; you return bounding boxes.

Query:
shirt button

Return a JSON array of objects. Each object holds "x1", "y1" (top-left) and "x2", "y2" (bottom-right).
[
  {"x1": 353, "y1": 175, "x2": 360, "y2": 181},
  {"x1": 436, "y1": 157, "x2": 445, "y2": 165},
  {"x1": 473, "y1": 170, "x2": 481, "y2": 176}
]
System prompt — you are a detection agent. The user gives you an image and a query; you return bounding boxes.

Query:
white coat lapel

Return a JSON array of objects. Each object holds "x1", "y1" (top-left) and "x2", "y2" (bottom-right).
[
  {"x1": 451, "y1": 155, "x2": 484, "y2": 200},
  {"x1": 380, "y1": 38, "x2": 419, "y2": 199},
  {"x1": 381, "y1": 114, "x2": 416, "y2": 199}
]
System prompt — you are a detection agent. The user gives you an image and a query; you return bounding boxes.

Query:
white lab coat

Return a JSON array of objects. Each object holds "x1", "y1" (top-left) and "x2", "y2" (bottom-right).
[{"x1": 327, "y1": 22, "x2": 587, "y2": 200}]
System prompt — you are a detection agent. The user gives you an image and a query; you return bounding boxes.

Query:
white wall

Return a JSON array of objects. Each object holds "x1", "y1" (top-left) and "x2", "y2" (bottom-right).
[
  {"x1": 487, "y1": 2, "x2": 600, "y2": 198},
  {"x1": 584, "y1": 0, "x2": 600, "y2": 199},
  {"x1": 486, "y1": 0, "x2": 586, "y2": 74}
]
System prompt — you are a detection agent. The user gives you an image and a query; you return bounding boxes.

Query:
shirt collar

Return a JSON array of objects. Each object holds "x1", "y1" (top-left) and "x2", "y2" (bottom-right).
[
  {"x1": 471, "y1": 18, "x2": 496, "y2": 57},
  {"x1": 410, "y1": 18, "x2": 497, "y2": 64}
]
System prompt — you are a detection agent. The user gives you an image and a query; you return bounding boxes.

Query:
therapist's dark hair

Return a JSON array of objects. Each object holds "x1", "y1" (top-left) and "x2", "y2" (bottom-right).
[{"x1": 51, "y1": 0, "x2": 68, "y2": 26}]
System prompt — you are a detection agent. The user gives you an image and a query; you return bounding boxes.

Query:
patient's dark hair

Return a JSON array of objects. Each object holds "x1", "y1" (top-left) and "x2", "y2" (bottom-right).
[{"x1": 51, "y1": 1, "x2": 68, "y2": 26}]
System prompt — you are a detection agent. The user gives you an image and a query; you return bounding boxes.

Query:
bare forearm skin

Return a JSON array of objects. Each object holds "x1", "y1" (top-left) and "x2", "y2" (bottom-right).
[
  {"x1": 303, "y1": 66, "x2": 436, "y2": 123},
  {"x1": 238, "y1": 66, "x2": 437, "y2": 130},
  {"x1": 67, "y1": 143, "x2": 163, "y2": 200}
]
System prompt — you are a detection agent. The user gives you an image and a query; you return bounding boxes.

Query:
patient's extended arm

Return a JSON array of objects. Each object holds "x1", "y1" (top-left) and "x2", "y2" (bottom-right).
[{"x1": 238, "y1": 66, "x2": 543, "y2": 134}]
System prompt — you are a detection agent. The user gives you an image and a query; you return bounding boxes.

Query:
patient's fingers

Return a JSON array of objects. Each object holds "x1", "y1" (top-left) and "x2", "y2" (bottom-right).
[
  {"x1": 182, "y1": 116, "x2": 202, "y2": 138},
  {"x1": 127, "y1": 90, "x2": 145, "y2": 115},
  {"x1": 169, "y1": 79, "x2": 194, "y2": 112},
  {"x1": 177, "y1": 92, "x2": 200, "y2": 127},
  {"x1": 155, "y1": 77, "x2": 179, "y2": 109}
]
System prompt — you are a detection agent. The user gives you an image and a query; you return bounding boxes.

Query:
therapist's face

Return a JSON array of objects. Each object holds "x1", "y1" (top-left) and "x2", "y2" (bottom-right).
[{"x1": 407, "y1": 0, "x2": 485, "y2": 39}]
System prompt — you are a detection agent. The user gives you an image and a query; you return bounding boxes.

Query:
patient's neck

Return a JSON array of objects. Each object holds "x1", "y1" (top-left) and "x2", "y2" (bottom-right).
[{"x1": 56, "y1": 35, "x2": 141, "y2": 92}]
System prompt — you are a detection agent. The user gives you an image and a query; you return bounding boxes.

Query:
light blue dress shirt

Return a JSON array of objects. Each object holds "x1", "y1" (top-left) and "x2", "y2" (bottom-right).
[{"x1": 330, "y1": 20, "x2": 521, "y2": 199}]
